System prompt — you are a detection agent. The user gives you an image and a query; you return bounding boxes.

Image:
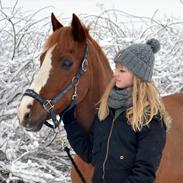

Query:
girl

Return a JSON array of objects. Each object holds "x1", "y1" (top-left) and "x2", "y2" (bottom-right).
[{"x1": 63, "y1": 38, "x2": 171, "y2": 183}]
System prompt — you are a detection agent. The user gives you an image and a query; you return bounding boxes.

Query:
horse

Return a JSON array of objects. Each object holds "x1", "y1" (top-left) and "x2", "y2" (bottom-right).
[
  {"x1": 17, "y1": 13, "x2": 183, "y2": 183},
  {"x1": 156, "y1": 92, "x2": 183, "y2": 183}
]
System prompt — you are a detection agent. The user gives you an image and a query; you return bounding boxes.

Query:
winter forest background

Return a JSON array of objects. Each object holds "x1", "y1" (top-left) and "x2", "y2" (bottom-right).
[{"x1": 0, "y1": 0, "x2": 183, "y2": 182}]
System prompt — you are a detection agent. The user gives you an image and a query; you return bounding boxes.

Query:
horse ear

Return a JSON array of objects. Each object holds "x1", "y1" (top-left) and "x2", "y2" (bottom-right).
[
  {"x1": 71, "y1": 13, "x2": 86, "y2": 42},
  {"x1": 51, "y1": 13, "x2": 63, "y2": 32}
]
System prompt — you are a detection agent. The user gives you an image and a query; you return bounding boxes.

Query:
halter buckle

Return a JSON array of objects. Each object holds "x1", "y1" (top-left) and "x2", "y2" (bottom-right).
[{"x1": 43, "y1": 100, "x2": 54, "y2": 113}]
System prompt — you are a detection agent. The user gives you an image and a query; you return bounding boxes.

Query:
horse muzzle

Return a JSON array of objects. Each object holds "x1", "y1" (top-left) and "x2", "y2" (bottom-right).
[{"x1": 17, "y1": 102, "x2": 47, "y2": 132}]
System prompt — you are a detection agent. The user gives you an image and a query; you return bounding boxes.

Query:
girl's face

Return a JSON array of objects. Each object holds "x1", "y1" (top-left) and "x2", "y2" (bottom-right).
[{"x1": 113, "y1": 64, "x2": 134, "y2": 88}]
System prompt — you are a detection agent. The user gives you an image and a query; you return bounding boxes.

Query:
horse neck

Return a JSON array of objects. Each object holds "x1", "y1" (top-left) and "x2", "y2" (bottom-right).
[{"x1": 76, "y1": 38, "x2": 113, "y2": 131}]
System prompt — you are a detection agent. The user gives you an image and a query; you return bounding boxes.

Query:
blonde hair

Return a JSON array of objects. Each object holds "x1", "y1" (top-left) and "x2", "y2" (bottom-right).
[{"x1": 98, "y1": 76, "x2": 171, "y2": 132}]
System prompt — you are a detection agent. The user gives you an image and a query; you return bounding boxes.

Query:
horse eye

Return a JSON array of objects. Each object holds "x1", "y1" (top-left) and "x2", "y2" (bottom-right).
[{"x1": 60, "y1": 59, "x2": 73, "y2": 70}]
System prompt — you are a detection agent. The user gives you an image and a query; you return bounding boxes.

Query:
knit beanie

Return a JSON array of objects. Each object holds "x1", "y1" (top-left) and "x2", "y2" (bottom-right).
[{"x1": 114, "y1": 38, "x2": 160, "y2": 81}]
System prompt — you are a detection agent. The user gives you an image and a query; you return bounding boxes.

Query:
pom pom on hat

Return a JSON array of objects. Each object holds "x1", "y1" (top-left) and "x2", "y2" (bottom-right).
[{"x1": 146, "y1": 38, "x2": 160, "y2": 53}]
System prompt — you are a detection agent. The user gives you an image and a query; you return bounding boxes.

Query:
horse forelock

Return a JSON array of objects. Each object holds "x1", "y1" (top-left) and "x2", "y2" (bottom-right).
[
  {"x1": 44, "y1": 26, "x2": 84, "y2": 51},
  {"x1": 44, "y1": 28, "x2": 68, "y2": 51}
]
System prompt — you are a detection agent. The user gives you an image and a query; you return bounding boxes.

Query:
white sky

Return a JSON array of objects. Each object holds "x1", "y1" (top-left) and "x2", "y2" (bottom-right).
[{"x1": 2, "y1": 0, "x2": 183, "y2": 19}]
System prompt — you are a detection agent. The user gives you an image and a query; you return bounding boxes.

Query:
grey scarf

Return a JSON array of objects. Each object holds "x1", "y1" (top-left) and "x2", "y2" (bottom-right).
[{"x1": 108, "y1": 87, "x2": 133, "y2": 109}]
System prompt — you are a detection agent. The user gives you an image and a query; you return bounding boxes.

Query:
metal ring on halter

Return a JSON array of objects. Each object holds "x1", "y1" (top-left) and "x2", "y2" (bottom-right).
[
  {"x1": 72, "y1": 76, "x2": 79, "y2": 86},
  {"x1": 43, "y1": 100, "x2": 54, "y2": 113},
  {"x1": 72, "y1": 82, "x2": 78, "y2": 100},
  {"x1": 82, "y1": 58, "x2": 88, "y2": 72},
  {"x1": 72, "y1": 94, "x2": 78, "y2": 100}
]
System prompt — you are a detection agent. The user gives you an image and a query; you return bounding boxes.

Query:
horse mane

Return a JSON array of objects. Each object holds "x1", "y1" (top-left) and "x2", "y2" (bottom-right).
[{"x1": 87, "y1": 32, "x2": 112, "y2": 71}]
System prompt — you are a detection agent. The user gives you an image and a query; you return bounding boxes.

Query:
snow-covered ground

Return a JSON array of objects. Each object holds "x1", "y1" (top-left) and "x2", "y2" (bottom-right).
[{"x1": 0, "y1": 0, "x2": 183, "y2": 182}]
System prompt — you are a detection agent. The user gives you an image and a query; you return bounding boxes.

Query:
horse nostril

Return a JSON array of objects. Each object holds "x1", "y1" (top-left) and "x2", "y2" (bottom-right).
[
  {"x1": 27, "y1": 104, "x2": 32, "y2": 109},
  {"x1": 24, "y1": 112, "x2": 31, "y2": 121}
]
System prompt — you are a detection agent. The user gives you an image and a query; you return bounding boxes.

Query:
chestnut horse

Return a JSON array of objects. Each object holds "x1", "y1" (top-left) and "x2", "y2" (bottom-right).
[
  {"x1": 155, "y1": 92, "x2": 183, "y2": 183},
  {"x1": 17, "y1": 14, "x2": 183, "y2": 183}
]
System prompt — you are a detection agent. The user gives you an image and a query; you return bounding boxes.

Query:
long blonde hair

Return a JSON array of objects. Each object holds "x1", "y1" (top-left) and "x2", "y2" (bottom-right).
[{"x1": 98, "y1": 76, "x2": 171, "y2": 132}]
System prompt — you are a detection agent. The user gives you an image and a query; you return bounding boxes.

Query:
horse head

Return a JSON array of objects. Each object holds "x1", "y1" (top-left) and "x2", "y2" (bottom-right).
[{"x1": 17, "y1": 13, "x2": 112, "y2": 132}]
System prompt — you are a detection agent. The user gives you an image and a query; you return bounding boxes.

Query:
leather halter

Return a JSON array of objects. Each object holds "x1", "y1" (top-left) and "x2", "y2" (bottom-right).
[{"x1": 23, "y1": 43, "x2": 89, "y2": 129}]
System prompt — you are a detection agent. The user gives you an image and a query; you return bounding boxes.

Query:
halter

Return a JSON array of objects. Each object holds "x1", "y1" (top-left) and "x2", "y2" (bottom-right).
[{"x1": 23, "y1": 43, "x2": 89, "y2": 129}]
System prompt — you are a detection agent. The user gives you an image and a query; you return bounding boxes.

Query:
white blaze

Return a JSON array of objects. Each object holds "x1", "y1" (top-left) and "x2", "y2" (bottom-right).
[{"x1": 17, "y1": 45, "x2": 56, "y2": 123}]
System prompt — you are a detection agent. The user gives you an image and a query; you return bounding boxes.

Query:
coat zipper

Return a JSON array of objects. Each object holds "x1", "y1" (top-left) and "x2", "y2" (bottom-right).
[{"x1": 102, "y1": 118, "x2": 115, "y2": 183}]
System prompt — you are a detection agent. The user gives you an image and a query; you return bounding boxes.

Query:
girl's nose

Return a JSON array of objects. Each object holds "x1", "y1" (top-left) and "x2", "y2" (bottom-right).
[{"x1": 113, "y1": 69, "x2": 118, "y2": 77}]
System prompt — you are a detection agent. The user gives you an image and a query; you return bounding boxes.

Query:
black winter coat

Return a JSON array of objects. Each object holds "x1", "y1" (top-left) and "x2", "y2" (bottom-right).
[{"x1": 63, "y1": 108, "x2": 166, "y2": 183}]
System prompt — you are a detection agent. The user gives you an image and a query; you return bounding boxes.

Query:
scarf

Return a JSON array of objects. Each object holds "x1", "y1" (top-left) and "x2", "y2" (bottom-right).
[{"x1": 108, "y1": 87, "x2": 133, "y2": 109}]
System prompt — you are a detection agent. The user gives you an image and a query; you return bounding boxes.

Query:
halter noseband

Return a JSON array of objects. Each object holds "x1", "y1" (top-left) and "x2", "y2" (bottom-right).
[{"x1": 23, "y1": 43, "x2": 89, "y2": 129}]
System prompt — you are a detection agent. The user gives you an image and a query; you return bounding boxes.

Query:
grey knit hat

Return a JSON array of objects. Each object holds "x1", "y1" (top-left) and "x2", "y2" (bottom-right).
[{"x1": 114, "y1": 38, "x2": 160, "y2": 81}]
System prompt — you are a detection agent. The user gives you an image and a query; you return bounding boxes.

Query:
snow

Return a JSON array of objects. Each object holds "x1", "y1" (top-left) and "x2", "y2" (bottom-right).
[{"x1": 0, "y1": 0, "x2": 183, "y2": 182}]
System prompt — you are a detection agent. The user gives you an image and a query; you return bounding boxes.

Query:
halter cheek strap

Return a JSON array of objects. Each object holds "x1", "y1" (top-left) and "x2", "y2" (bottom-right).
[{"x1": 23, "y1": 43, "x2": 89, "y2": 129}]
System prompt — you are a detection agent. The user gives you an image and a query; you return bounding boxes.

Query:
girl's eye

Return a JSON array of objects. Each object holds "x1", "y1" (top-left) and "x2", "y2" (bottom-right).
[
  {"x1": 60, "y1": 59, "x2": 73, "y2": 70},
  {"x1": 119, "y1": 70, "x2": 125, "y2": 72}
]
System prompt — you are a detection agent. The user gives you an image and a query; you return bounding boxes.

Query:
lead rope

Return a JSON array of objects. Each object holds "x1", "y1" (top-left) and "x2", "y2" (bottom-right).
[
  {"x1": 64, "y1": 146, "x2": 87, "y2": 183},
  {"x1": 60, "y1": 134, "x2": 86, "y2": 183}
]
